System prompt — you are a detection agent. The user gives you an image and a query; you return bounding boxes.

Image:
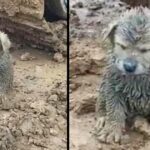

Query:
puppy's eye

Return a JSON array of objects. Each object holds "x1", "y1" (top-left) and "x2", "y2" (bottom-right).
[{"x1": 139, "y1": 49, "x2": 149, "y2": 53}]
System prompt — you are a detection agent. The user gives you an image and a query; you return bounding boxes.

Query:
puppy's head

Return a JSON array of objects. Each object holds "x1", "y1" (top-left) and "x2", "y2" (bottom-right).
[{"x1": 104, "y1": 7, "x2": 150, "y2": 75}]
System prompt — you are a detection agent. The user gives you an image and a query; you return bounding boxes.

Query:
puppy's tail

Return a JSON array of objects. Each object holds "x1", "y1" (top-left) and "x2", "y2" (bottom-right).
[{"x1": 0, "y1": 32, "x2": 11, "y2": 53}]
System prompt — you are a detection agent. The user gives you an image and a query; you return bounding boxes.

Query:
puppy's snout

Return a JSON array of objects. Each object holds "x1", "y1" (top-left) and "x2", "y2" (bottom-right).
[{"x1": 123, "y1": 58, "x2": 137, "y2": 73}]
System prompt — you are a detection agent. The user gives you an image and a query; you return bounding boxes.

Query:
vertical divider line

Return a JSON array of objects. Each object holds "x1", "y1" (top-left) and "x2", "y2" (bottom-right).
[{"x1": 67, "y1": 0, "x2": 70, "y2": 149}]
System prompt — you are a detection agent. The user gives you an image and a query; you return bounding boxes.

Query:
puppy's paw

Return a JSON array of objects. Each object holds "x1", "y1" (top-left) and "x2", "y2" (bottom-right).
[
  {"x1": 1, "y1": 95, "x2": 12, "y2": 110},
  {"x1": 96, "y1": 122, "x2": 129, "y2": 144}
]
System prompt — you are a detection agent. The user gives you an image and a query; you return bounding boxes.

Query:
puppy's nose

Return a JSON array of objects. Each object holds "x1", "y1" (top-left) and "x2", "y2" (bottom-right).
[{"x1": 123, "y1": 58, "x2": 137, "y2": 73}]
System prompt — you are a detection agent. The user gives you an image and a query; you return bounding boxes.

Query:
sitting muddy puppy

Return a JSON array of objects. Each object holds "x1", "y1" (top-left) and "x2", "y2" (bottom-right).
[
  {"x1": 0, "y1": 32, "x2": 13, "y2": 109},
  {"x1": 95, "y1": 7, "x2": 150, "y2": 143}
]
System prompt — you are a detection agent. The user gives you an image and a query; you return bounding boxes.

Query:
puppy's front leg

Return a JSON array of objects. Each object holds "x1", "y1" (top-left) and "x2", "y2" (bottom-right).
[{"x1": 97, "y1": 98, "x2": 127, "y2": 143}]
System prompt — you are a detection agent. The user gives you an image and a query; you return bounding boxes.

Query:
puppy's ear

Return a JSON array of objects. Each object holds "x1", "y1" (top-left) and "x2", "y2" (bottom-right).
[{"x1": 102, "y1": 21, "x2": 118, "y2": 45}]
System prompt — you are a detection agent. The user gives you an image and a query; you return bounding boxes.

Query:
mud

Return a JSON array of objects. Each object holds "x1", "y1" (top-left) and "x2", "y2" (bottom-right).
[
  {"x1": 0, "y1": 0, "x2": 44, "y2": 19},
  {"x1": 70, "y1": 0, "x2": 129, "y2": 39},
  {"x1": 70, "y1": 0, "x2": 150, "y2": 150},
  {"x1": 0, "y1": 0, "x2": 66, "y2": 54},
  {"x1": 0, "y1": 47, "x2": 66, "y2": 150}
]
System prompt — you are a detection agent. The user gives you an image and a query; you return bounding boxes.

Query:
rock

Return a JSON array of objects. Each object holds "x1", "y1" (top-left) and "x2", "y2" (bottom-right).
[
  {"x1": 48, "y1": 21, "x2": 67, "y2": 53},
  {"x1": 72, "y1": 2, "x2": 84, "y2": 8},
  {"x1": 49, "y1": 128, "x2": 58, "y2": 136},
  {"x1": 19, "y1": 118, "x2": 33, "y2": 136},
  {"x1": 70, "y1": 82, "x2": 81, "y2": 91},
  {"x1": 89, "y1": 48, "x2": 106, "y2": 75},
  {"x1": 51, "y1": 81, "x2": 66, "y2": 102},
  {"x1": 88, "y1": 3, "x2": 103, "y2": 10},
  {"x1": 134, "y1": 117, "x2": 150, "y2": 136},
  {"x1": 30, "y1": 101, "x2": 57, "y2": 116},
  {"x1": 48, "y1": 94, "x2": 58, "y2": 102},
  {"x1": 74, "y1": 93, "x2": 97, "y2": 115},
  {"x1": 70, "y1": 40, "x2": 106, "y2": 76},
  {"x1": 53, "y1": 53, "x2": 65, "y2": 63},
  {"x1": 89, "y1": 49, "x2": 105, "y2": 65},
  {"x1": 70, "y1": 9, "x2": 77, "y2": 16},
  {"x1": 70, "y1": 57, "x2": 91, "y2": 76},
  {"x1": 70, "y1": 15, "x2": 80, "y2": 26},
  {"x1": 20, "y1": 52, "x2": 36, "y2": 61}
]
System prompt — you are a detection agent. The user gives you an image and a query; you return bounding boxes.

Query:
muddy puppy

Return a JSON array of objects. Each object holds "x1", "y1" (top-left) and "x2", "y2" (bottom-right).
[
  {"x1": 95, "y1": 7, "x2": 150, "y2": 143},
  {"x1": 0, "y1": 32, "x2": 13, "y2": 109}
]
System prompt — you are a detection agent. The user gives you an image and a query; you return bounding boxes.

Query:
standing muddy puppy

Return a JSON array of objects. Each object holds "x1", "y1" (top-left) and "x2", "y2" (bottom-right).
[
  {"x1": 0, "y1": 32, "x2": 13, "y2": 109},
  {"x1": 95, "y1": 7, "x2": 150, "y2": 143}
]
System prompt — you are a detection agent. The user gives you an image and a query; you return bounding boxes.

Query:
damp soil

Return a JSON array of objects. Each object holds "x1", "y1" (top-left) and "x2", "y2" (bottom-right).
[{"x1": 0, "y1": 47, "x2": 67, "y2": 150}]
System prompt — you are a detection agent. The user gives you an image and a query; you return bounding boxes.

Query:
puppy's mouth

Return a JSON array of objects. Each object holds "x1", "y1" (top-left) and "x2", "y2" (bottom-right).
[{"x1": 118, "y1": 66, "x2": 149, "y2": 76}]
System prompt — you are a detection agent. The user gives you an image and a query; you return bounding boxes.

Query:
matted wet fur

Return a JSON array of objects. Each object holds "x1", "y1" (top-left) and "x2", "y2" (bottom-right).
[
  {"x1": 95, "y1": 7, "x2": 150, "y2": 143},
  {"x1": 0, "y1": 32, "x2": 13, "y2": 109}
]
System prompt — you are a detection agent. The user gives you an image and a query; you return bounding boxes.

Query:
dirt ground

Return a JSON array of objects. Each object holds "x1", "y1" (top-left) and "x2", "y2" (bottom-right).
[
  {"x1": 0, "y1": 28, "x2": 67, "y2": 150},
  {"x1": 70, "y1": 0, "x2": 150, "y2": 150},
  {"x1": 0, "y1": 1, "x2": 68, "y2": 149}
]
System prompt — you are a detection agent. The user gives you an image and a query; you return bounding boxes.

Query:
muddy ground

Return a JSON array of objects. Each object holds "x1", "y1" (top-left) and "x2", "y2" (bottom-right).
[
  {"x1": 70, "y1": 0, "x2": 150, "y2": 150},
  {"x1": 0, "y1": 21, "x2": 67, "y2": 149}
]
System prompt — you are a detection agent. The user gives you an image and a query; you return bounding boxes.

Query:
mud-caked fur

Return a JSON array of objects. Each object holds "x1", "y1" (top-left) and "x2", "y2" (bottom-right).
[
  {"x1": 95, "y1": 7, "x2": 150, "y2": 143},
  {"x1": 0, "y1": 32, "x2": 13, "y2": 109}
]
